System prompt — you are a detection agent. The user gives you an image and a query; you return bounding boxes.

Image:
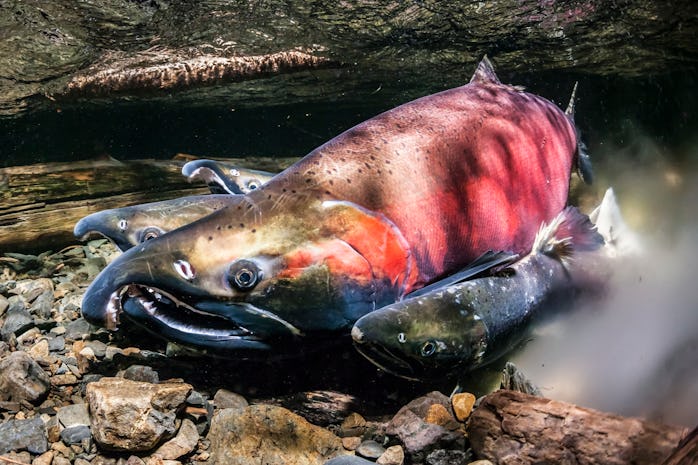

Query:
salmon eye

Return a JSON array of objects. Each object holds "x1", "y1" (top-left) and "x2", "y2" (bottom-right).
[
  {"x1": 420, "y1": 340, "x2": 437, "y2": 357},
  {"x1": 245, "y1": 179, "x2": 260, "y2": 191},
  {"x1": 138, "y1": 227, "x2": 164, "y2": 243},
  {"x1": 118, "y1": 219, "x2": 128, "y2": 231},
  {"x1": 228, "y1": 259, "x2": 262, "y2": 291}
]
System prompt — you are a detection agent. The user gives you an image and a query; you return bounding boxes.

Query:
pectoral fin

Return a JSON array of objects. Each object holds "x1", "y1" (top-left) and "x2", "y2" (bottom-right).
[{"x1": 406, "y1": 251, "x2": 519, "y2": 298}]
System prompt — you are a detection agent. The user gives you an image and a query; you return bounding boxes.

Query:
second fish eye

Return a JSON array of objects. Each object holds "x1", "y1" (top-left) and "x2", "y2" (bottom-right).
[
  {"x1": 139, "y1": 227, "x2": 164, "y2": 243},
  {"x1": 420, "y1": 340, "x2": 437, "y2": 357},
  {"x1": 246, "y1": 179, "x2": 260, "y2": 191}
]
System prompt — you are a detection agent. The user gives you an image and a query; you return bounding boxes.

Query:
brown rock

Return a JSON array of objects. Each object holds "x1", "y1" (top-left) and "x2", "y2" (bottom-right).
[
  {"x1": 151, "y1": 418, "x2": 200, "y2": 460},
  {"x1": 207, "y1": 404, "x2": 349, "y2": 465},
  {"x1": 86, "y1": 377, "x2": 192, "y2": 452},
  {"x1": 425, "y1": 404, "x2": 457, "y2": 429},
  {"x1": 31, "y1": 450, "x2": 55, "y2": 465},
  {"x1": 451, "y1": 393, "x2": 476, "y2": 422},
  {"x1": 341, "y1": 436, "x2": 362, "y2": 450},
  {"x1": 340, "y1": 412, "x2": 367, "y2": 437},
  {"x1": 0, "y1": 351, "x2": 50, "y2": 404},
  {"x1": 377, "y1": 445, "x2": 405, "y2": 465},
  {"x1": 212, "y1": 389, "x2": 247, "y2": 411}
]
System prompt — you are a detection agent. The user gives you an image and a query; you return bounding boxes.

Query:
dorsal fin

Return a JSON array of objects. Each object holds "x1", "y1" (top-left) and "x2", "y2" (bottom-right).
[
  {"x1": 532, "y1": 207, "x2": 604, "y2": 264},
  {"x1": 565, "y1": 81, "x2": 578, "y2": 119},
  {"x1": 470, "y1": 55, "x2": 501, "y2": 85}
]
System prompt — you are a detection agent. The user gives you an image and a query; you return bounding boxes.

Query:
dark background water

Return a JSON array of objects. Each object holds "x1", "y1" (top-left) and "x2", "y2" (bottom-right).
[{"x1": 1, "y1": 69, "x2": 696, "y2": 168}]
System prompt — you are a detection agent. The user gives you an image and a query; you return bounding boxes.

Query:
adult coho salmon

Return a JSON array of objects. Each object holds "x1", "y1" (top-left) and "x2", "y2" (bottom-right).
[{"x1": 80, "y1": 57, "x2": 590, "y2": 351}]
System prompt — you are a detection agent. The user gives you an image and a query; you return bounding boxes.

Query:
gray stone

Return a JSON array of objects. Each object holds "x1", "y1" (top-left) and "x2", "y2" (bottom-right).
[
  {"x1": 57, "y1": 402, "x2": 90, "y2": 427},
  {"x1": 86, "y1": 340, "x2": 108, "y2": 358},
  {"x1": 212, "y1": 388, "x2": 247, "y2": 411},
  {"x1": 7, "y1": 295, "x2": 27, "y2": 313},
  {"x1": 1, "y1": 307, "x2": 33, "y2": 340},
  {"x1": 86, "y1": 377, "x2": 192, "y2": 452},
  {"x1": 29, "y1": 290, "x2": 54, "y2": 319},
  {"x1": 207, "y1": 405, "x2": 348, "y2": 465},
  {"x1": 121, "y1": 364, "x2": 159, "y2": 383},
  {"x1": 356, "y1": 439, "x2": 385, "y2": 459},
  {"x1": 48, "y1": 334, "x2": 66, "y2": 352},
  {"x1": 425, "y1": 449, "x2": 471, "y2": 465},
  {"x1": 60, "y1": 424, "x2": 92, "y2": 444},
  {"x1": 0, "y1": 416, "x2": 48, "y2": 454},
  {"x1": 185, "y1": 390, "x2": 205, "y2": 407},
  {"x1": 0, "y1": 351, "x2": 50, "y2": 403},
  {"x1": 324, "y1": 458, "x2": 376, "y2": 465},
  {"x1": 64, "y1": 318, "x2": 91, "y2": 341}
]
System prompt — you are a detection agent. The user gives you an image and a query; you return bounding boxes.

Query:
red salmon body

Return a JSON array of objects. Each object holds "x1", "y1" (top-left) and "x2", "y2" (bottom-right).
[{"x1": 257, "y1": 59, "x2": 578, "y2": 292}]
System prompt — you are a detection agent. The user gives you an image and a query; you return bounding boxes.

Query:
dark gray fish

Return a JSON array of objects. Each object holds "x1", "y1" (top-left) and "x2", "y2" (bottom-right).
[
  {"x1": 351, "y1": 190, "x2": 629, "y2": 380},
  {"x1": 181, "y1": 159, "x2": 276, "y2": 194},
  {"x1": 73, "y1": 194, "x2": 239, "y2": 251}
]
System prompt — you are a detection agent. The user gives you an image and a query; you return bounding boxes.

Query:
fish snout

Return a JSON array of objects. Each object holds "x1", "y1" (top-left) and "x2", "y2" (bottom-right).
[{"x1": 350, "y1": 325, "x2": 365, "y2": 344}]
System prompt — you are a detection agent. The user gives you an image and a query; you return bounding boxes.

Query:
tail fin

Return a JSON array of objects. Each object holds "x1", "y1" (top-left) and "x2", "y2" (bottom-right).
[
  {"x1": 589, "y1": 188, "x2": 642, "y2": 256},
  {"x1": 533, "y1": 207, "x2": 604, "y2": 265}
]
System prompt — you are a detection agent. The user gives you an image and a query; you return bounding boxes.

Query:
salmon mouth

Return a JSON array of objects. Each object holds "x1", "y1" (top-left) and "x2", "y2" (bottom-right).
[
  {"x1": 352, "y1": 327, "x2": 421, "y2": 380},
  {"x1": 97, "y1": 284, "x2": 299, "y2": 351}
]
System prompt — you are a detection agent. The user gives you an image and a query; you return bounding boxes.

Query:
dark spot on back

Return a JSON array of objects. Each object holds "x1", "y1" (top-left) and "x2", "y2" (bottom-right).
[
  {"x1": 240, "y1": 223, "x2": 245, "y2": 228},
  {"x1": 251, "y1": 229, "x2": 256, "y2": 233},
  {"x1": 208, "y1": 236, "x2": 213, "y2": 241}
]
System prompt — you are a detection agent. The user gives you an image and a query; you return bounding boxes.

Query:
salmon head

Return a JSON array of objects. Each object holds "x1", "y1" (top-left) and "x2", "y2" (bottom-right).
[
  {"x1": 81, "y1": 189, "x2": 417, "y2": 351},
  {"x1": 74, "y1": 195, "x2": 236, "y2": 251}
]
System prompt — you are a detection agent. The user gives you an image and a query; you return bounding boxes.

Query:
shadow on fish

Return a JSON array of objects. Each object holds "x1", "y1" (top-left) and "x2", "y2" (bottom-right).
[
  {"x1": 351, "y1": 189, "x2": 636, "y2": 380},
  {"x1": 80, "y1": 57, "x2": 590, "y2": 353}
]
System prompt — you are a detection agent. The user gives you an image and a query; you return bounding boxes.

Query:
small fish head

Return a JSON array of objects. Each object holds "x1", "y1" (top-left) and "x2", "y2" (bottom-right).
[
  {"x1": 74, "y1": 195, "x2": 235, "y2": 252},
  {"x1": 81, "y1": 191, "x2": 414, "y2": 351},
  {"x1": 352, "y1": 297, "x2": 487, "y2": 380}
]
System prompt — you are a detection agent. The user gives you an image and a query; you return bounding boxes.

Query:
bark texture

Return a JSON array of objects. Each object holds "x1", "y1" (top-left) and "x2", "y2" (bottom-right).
[{"x1": 468, "y1": 390, "x2": 689, "y2": 465}]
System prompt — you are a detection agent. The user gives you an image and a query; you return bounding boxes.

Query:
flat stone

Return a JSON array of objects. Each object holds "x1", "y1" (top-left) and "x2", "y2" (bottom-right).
[
  {"x1": 86, "y1": 340, "x2": 108, "y2": 358},
  {"x1": 356, "y1": 439, "x2": 385, "y2": 459},
  {"x1": 207, "y1": 404, "x2": 348, "y2": 465},
  {"x1": 451, "y1": 393, "x2": 476, "y2": 422},
  {"x1": 151, "y1": 419, "x2": 199, "y2": 460},
  {"x1": 47, "y1": 335, "x2": 66, "y2": 352},
  {"x1": 341, "y1": 437, "x2": 361, "y2": 450},
  {"x1": 425, "y1": 404, "x2": 458, "y2": 429},
  {"x1": 57, "y1": 403, "x2": 90, "y2": 427},
  {"x1": 212, "y1": 388, "x2": 247, "y2": 411},
  {"x1": 1, "y1": 307, "x2": 34, "y2": 340},
  {"x1": 0, "y1": 351, "x2": 50, "y2": 403},
  {"x1": 32, "y1": 450, "x2": 55, "y2": 465},
  {"x1": 377, "y1": 445, "x2": 405, "y2": 465},
  {"x1": 0, "y1": 416, "x2": 48, "y2": 454},
  {"x1": 2, "y1": 451, "x2": 31, "y2": 464},
  {"x1": 340, "y1": 412, "x2": 367, "y2": 437},
  {"x1": 324, "y1": 457, "x2": 376, "y2": 465},
  {"x1": 86, "y1": 377, "x2": 192, "y2": 452},
  {"x1": 60, "y1": 424, "x2": 91, "y2": 445},
  {"x1": 28, "y1": 338, "x2": 50, "y2": 359},
  {"x1": 121, "y1": 364, "x2": 160, "y2": 384},
  {"x1": 64, "y1": 318, "x2": 91, "y2": 341}
]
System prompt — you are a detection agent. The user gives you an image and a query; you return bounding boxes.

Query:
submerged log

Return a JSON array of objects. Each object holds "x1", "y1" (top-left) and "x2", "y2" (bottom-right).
[
  {"x1": 662, "y1": 425, "x2": 698, "y2": 465},
  {"x1": 468, "y1": 390, "x2": 689, "y2": 465},
  {"x1": 0, "y1": 155, "x2": 296, "y2": 253}
]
